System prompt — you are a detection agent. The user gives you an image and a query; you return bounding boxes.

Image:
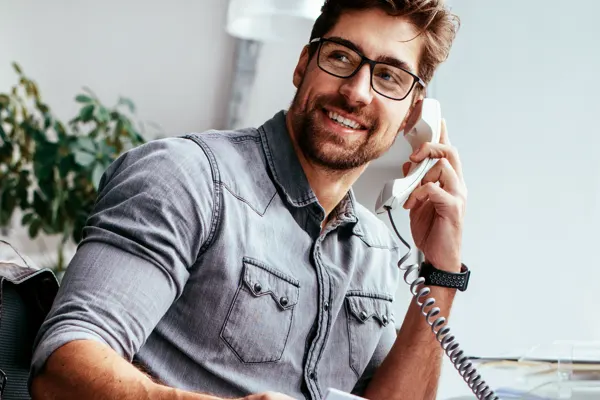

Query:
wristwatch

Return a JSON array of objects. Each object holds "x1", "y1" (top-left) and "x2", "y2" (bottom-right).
[{"x1": 418, "y1": 261, "x2": 470, "y2": 291}]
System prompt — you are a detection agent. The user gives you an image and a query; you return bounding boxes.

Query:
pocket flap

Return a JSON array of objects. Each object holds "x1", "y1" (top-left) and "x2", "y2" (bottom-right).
[
  {"x1": 346, "y1": 294, "x2": 394, "y2": 327},
  {"x1": 242, "y1": 257, "x2": 299, "y2": 310}
]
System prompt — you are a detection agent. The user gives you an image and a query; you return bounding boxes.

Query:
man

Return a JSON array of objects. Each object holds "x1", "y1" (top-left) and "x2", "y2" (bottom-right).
[{"x1": 30, "y1": 1, "x2": 465, "y2": 399}]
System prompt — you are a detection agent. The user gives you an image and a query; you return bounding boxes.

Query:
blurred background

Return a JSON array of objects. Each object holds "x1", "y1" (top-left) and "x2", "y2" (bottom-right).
[{"x1": 1, "y1": 0, "x2": 600, "y2": 398}]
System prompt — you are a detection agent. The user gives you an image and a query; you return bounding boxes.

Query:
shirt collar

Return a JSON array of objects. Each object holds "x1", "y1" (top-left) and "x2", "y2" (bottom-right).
[
  {"x1": 259, "y1": 110, "x2": 318, "y2": 207},
  {"x1": 258, "y1": 110, "x2": 361, "y2": 232}
]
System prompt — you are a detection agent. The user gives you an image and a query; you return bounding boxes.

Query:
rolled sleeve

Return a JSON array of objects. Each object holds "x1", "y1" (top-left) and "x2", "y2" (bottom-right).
[{"x1": 30, "y1": 136, "x2": 215, "y2": 379}]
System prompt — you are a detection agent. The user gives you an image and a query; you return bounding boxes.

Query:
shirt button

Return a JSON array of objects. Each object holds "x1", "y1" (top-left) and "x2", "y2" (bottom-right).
[
  {"x1": 309, "y1": 371, "x2": 315, "y2": 380},
  {"x1": 360, "y1": 311, "x2": 368, "y2": 321},
  {"x1": 324, "y1": 301, "x2": 329, "y2": 311},
  {"x1": 280, "y1": 296, "x2": 289, "y2": 307},
  {"x1": 253, "y1": 283, "x2": 262, "y2": 293},
  {"x1": 382, "y1": 315, "x2": 389, "y2": 326}
]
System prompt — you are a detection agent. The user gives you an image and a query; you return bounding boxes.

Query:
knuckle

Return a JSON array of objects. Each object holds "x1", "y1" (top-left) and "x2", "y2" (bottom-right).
[{"x1": 424, "y1": 182, "x2": 437, "y2": 191}]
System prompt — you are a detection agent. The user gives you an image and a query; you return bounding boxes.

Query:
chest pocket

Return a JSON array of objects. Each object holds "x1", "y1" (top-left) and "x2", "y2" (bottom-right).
[
  {"x1": 346, "y1": 293, "x2": 394, "y2": 377},
  {"x1": 221, "y1": 257, "x2": 299, "y2": 363}
]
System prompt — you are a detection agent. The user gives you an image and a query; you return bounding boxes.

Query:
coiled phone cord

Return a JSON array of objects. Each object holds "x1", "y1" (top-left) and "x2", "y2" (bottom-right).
[{"x1": 386, "y1": 208, "x2": 499, "y2": 400}]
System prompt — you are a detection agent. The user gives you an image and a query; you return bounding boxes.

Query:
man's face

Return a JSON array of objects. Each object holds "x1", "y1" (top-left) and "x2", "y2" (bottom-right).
[{"x1": 288, "y1": 8, "x2": 424, "y2": 171}]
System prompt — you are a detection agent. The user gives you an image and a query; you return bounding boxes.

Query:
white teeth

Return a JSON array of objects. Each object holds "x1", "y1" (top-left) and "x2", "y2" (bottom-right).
[{"x1": 327, "y1": 111, "x2": 361, "y2": 129}]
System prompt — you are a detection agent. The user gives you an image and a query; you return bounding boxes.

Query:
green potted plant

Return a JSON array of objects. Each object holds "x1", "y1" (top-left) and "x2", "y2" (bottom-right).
[{"x1": 0, "y1": 62, "x2": 156, "y2": 274}]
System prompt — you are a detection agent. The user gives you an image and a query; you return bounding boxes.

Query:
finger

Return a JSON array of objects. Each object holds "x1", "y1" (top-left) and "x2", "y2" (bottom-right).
[
  {"x1": 402, "y1": 161, "x2": 411, "y2": 177},
  {"x1": 403, "y1": 182, "x2": 463, "y2": 220},
  {"x1": 410, "y1": 142, "x2": 464, "y2": 182},
  {"x1": 421, "y1": 158, "x2": 463, "y2": 196}
]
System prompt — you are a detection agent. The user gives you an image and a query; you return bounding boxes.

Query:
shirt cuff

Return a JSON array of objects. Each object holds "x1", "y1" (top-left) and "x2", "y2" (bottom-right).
[{"x1": 28, "y1": 325, "x2": 111, "y2": 390}]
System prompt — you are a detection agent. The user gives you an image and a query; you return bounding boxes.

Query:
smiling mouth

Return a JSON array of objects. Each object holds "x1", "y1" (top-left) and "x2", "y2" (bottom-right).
[{"x1": 323, "y1": 108, "x2": 366, "y2": 130}]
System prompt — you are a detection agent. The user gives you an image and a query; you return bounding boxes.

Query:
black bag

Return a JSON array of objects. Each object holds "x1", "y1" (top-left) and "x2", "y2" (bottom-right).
[{"x1": 0, "y1": 240, "x2": 59, "y2": 400}]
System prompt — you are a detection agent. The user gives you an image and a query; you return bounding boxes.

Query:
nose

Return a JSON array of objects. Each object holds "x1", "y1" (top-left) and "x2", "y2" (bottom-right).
[{"x1": 339, "y1": 64, "x2": 374, "y2": 107}]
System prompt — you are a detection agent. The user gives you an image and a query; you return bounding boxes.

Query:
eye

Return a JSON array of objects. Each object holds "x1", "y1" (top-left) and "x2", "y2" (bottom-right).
[
  {"x1": 376, "y1": 70, "x2": 398, "y2": 83},
  {"x1": 328, "y1": 51, "x2": 352, "y2": 63}
]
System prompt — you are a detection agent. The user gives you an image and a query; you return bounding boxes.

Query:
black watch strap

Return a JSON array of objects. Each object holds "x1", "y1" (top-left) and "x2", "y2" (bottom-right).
[{"x1": 419, "y1": 262, "x2": 470, "y2": 292}]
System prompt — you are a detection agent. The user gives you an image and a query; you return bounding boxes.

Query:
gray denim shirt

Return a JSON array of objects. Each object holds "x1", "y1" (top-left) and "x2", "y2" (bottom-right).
[{"x1": 31, "y1": 111, "x2": 401, "y2": 399}]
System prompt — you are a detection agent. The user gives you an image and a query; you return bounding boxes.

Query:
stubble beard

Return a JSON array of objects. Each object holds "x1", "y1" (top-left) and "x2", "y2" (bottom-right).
[{"x1": 288, "y1": 87, "x2": 398, "y2": 172}]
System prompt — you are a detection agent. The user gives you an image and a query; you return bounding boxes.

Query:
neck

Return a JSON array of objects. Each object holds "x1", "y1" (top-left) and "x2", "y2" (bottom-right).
[{"x1": 285, "y1": 113, "x2": 367, "y2": 220}]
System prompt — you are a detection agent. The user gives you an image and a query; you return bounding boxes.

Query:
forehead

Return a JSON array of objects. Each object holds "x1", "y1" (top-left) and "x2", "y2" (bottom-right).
[{"x1": 323, "y1": 8, "x2": 423, "y2": 73}]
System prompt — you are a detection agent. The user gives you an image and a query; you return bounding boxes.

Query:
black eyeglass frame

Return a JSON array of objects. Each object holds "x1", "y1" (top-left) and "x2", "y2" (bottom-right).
[{"x1": 309, "y1": 37, "x2": 426, "y2": 101}]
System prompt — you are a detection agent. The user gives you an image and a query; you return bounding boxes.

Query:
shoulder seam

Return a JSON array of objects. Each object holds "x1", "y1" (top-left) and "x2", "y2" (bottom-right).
[{"x1": 181, "y1": 134, "x2": 223, "y2": 257}]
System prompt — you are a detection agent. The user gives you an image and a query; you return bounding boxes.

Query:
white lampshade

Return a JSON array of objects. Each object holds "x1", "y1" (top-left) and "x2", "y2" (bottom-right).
[{"x1": 226, "y1": 0, "x2": 323, "y2": 42}]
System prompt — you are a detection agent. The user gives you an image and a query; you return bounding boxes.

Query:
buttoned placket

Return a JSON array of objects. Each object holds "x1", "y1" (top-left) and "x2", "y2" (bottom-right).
[{"x1": 304, "y1": 209, "x2": 355, "y2": 400}]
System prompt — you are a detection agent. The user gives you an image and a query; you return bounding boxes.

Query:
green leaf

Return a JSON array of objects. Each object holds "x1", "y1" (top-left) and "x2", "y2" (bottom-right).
[
  {"x1": 1, "y1": 189, "x2": 16, "y2": 223},
  {"x1": 28, "y1": 218, "x2": 41, "y2": 238},
  {"x1": 75, "y1": 94, "x2": 93, "y2": 103},
  {"x1": 74, "y1": 137, "x2": 96, "y2": 153},
  {"x1": 34, "y1": 140, "x2": 58, "y2": 164},
  {"x1": 54, "y1": 120, "x2": 67, "y2": 136},
  {"x1": 74, "y1": 150, "x2": 95, "y2": 167},
  {"x1": 37, "y1": 177, "x2": 55, "y2": 199},
  {"x1": 16, "y1": 170, "x2": 29, "y2": 207},
  {"x1": 98, "y1": 141, "x2": 116, "y2": 156},
  {"x1": 118, "y1": 97, "x2": 135, "y2": 113},
  {"x1": 82, "y1": 86, "x2": 98, "y2": 100},
  {"x1": 79, "y1": 104, "x2": 95, "y2": 122},
  {"x1": 94, "y1": 106, "x2": 110, "y2": 123},
  {"x1": 33, "y1": 190, "x2": 49, "y2": 218},
  {"x1": 21, "y1": 212, "x2": 35, "y2": 225},
  {"x1": 12, "y1": 62, "x2": 22, "y2": 74},
  {"x1": 36, "y1": 102, "x2": 49, "y2": 113},
  {"x1": 58, "y1": 154, "x2": 75, "y2": 178},
  {"x1": 0, "y1": 94, "x2": 9, "y2": 108},
  {"x1": 44, "y1": 113, "x2": 53, "y2": 129},
  {"x1": 0, "y1": 123, "x2": 8, "y2": 142},
  {"x1": 91, "y1": 163, "x2": 105, "y2": 191},
  {"x1": 0, "y1": 141, "x2": 15, "y2": 163},
  {"x1": 114, "y1": 119, "x2": 124, "y2": 137}
]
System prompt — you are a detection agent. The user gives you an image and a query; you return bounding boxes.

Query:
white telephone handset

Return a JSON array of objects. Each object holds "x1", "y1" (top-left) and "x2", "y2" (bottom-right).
[
  {"x1": 324, "y1": 99, "x2": 498, "y2": 400},
  {"x1": 375, "y1": 98, "x2": 442, "y2": 213}
]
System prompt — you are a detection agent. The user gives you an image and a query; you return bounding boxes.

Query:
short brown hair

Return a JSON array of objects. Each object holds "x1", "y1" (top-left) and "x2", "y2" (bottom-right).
[{"x1": 308, "y1": 0, "x2": 460, "y2": 95}]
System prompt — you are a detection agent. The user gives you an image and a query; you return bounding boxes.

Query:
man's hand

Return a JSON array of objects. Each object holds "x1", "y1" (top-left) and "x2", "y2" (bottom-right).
[
  {"x1": 402, "y1": 118, "x2": 467, "y2": 272},
  {"x1": 239, "y1": 392, "x2": 296, "y2": 400}
]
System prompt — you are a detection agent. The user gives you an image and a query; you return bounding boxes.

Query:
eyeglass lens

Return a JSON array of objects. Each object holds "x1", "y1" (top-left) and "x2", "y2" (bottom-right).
[{"x1": 318, "y1": 41, "x2": 415, "y2": 100}]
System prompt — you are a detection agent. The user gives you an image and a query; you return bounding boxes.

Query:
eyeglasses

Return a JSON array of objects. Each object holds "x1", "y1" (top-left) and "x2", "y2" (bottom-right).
[{"x1": 309, "y1": 37, "x2": 425, "y2": 101}]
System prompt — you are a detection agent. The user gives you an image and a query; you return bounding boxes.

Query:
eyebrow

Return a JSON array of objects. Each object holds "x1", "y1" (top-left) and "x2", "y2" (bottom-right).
[{"x1": 326, "y1": 36, "x2": 416, "y2": 74}]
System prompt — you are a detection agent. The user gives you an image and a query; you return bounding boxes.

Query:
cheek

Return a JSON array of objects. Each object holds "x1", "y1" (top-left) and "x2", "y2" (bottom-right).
[{"x1": 392, "y1": 105, "x2": 413, "y2": 131}]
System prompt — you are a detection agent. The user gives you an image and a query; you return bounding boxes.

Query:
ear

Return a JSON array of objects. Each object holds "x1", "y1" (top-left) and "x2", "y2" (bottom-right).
[
  {"x1": 398, "y1": 94, "x2": 424, "y2": 134},
  {"x1": 293, "y1": 46, "x2": 310, "y2": 89}
]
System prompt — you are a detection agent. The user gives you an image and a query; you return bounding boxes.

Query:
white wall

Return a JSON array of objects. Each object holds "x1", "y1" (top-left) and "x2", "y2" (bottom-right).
[
  {"x1": 431, "y1": 0, "x2": 600, "y2": 397},
  {"x1": 0, "y1": 0, "x2": 235, "y2": 135}
]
